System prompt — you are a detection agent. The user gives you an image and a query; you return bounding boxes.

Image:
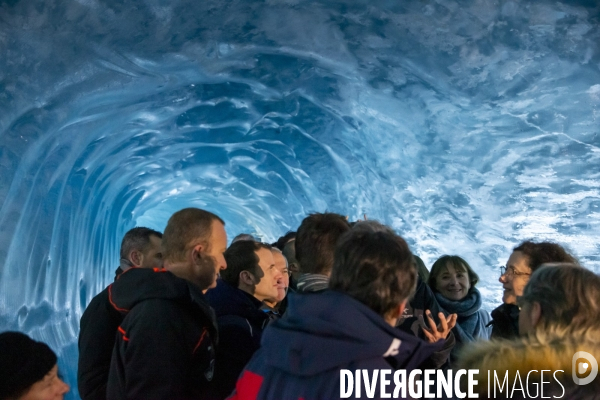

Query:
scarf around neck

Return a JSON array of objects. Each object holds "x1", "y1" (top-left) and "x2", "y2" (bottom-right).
[{"x1": 435, "y1": 288, "x2": 486, "y2": 342}]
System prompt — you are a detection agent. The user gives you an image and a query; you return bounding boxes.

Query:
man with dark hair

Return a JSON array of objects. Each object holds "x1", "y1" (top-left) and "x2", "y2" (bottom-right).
[
  {"x1": 229, "y1": 228, "x2": 446, "y2": 399},
  {"x1": 118, "y1": 227, "x2": 163, "y2": 270},
  {"x1": 78, "y1": 227, "x2": 162, "y2": 400},
  {"x1": 106, "y1": 208, "x2": 227, "y2": 399},
  {"x1": 294, "y1": 212, "x2": 350, "y2": 292},
  {"x1": 205, "y1": 240, "x2": 282, "y2": 399},
  {"x1": 271, "y1": 231, "x2": 296, "y2": 250},
  {"x1": 351, "y1": 220, "x2": 456, "y2": 368}
]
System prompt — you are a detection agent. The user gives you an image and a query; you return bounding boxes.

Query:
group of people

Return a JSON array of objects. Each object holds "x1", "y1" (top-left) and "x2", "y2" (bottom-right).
[{"x1": 1, "y1": 208, "x2": 599, "y2": 399}]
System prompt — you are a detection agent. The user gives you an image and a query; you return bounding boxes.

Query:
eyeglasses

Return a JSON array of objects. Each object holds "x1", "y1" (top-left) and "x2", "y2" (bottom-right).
[{"x1": 500, "y1": 266, "x2": 531, "y2": 278}]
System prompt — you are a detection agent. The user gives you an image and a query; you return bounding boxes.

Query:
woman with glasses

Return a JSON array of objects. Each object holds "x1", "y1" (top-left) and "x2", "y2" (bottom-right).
[
  {"x1": 427, "y1": 255, "x2": 491, "y2": 364},
  {"x1": 490, "y1": 240, "x2": 577, "y2": 339},
  {"x1": 459, "y1": 264, "x2": 600, "y2": 399}
]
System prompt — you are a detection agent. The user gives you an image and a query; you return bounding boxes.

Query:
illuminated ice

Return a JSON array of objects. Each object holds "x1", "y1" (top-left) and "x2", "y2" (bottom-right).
[{"x1": 1, "y1": 1, "x2": 599, "y2": 398}]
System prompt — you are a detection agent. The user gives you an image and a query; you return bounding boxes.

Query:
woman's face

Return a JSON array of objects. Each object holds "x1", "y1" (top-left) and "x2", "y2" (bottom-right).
[
  {"x1": 19, "y1": 365, "x2": 69, "y2": 400},
  {"x1": 499, "y1": 251, "x2": 532, "y2": 305},
  {"x1": 435, "y1": 263, "x2": 471, "y2": 301}
]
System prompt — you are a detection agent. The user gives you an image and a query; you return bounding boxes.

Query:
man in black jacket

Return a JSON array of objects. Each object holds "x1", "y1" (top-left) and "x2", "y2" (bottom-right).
[
  {"x1": 206, "y1": 240, "x2": 282, "y2": 399},
  {"x1": 106, "y1": 208, "x2": 228, "y2": 400},
  {"x1": 78, "y1": 227, "x2": 162, "y2": 400}
]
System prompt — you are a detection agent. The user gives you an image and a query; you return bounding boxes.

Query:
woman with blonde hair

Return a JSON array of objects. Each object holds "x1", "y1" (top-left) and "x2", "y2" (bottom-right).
[{"x1": 459, "y1": 264, "x2": 600, "y2": 399}]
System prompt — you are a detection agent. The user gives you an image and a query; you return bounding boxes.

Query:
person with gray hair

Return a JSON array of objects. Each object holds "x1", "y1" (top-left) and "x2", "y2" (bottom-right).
[{"x1": 78, "y1": 226, "x2": 163, "y2": 400}]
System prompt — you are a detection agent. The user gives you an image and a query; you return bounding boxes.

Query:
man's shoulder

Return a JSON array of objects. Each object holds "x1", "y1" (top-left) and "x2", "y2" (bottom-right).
[
  {"x1": 80, "y1": 286, "x2": 117, "y2": 326},
  {"x1": 123, "y1": 297, "x2": 197, "y2": 320}
]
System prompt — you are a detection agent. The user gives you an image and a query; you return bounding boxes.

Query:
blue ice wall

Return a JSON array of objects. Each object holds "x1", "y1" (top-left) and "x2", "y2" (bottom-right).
[{"x1": 1, "y1": 0, "x2": 599, "y2": 398}]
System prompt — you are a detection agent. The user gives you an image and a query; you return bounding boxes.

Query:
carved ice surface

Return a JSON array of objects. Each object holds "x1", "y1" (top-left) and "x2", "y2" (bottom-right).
[{"x1": 1, "y1": 0, "x2": 599, "y2": 397}]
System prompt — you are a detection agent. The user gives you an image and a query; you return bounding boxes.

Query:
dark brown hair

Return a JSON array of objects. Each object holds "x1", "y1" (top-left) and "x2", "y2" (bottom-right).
[
  {"x1": 428, "y1": 255, "x2": 479, "y2": 291},
  {"x1": 513, "y1": 240, "x2": 577, "y2": 273},
  {"x1": 329, "y1": 229, "x2": 417, "y2": 318},
  {"x1": 295, "y1": 212, "x2": 350, "y2": 275},
  {"x1": 221, "y1": 240, "x2": 272, "y2": 288}
]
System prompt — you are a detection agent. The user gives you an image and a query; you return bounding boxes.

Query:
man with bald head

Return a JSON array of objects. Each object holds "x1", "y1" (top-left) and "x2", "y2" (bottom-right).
[{"x1": 106, "y1": 208, "x2": 227, "y2": 400}]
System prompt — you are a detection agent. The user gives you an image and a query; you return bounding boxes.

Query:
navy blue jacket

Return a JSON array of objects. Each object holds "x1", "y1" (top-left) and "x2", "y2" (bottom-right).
[
  {"x1": 229, "y1": 290, "x2": 444, "y2": 400},
  {"x1": 205, "y1": 279, "x2": 274, "y2": 399}
]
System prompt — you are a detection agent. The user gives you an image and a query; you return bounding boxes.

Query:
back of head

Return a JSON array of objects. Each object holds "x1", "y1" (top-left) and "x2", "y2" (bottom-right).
[
  {"x1": 329, "y1": 229, "x2": 417, "y2": 319},
  {"x1": 0, "y1": 332, "x2": 58, "y2": 400},
  {"x1": 295, "y1": 213, "x2": 350, "y2": 275},
  {"x1": 522, "y1": 264, "x2": 600, "y2": 339},
  {"x1": 513, "y1": 240, "x2": 577, "y2": 273},
  {"x1": 272, "y1": 231, "x2": 296, "y2": 250},
  {"x1": 162, "y1": 208, "x2": 224, "y2": 263},
  {"x1": 282, "y1": 240, "x2": 297, "y2": 267},
  {"x1": 221, "y1": 240, "x2": 272, "y2": 288},
  {"x1": 231, "y1": 233, "x2": 257, "y2": 243},
  {"x1": 119, "y1": 227, "x2": 163, "y2": 259}
]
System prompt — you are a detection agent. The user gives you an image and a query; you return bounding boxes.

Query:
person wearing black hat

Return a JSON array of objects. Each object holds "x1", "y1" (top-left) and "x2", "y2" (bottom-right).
[{"x1": 0, "y1": 331, "x2": 69, "y2": 400}]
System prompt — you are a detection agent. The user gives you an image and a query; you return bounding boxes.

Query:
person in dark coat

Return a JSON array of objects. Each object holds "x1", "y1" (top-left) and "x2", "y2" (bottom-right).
[
  {"x1": 349, "y1": 221, "x2": 457, "y2": 369},
  {"x1": 77, "y1": 227, "x2": 163, "y2": 400},
  {"x1": 205, "y1": 241, "x2": 282, "y2": 399},
  {"x1": 490, "y1": 240, "x2": 577, "y2": 339},
  {"x1": 229, "y1": 227, "x2": 445, "y2": 399},
  {"x1": 106, "y1": 208, "x2": 228, "y2": 400},
  {"x1": 0, "y1": 332, "x2": 70, "y2": 400}
]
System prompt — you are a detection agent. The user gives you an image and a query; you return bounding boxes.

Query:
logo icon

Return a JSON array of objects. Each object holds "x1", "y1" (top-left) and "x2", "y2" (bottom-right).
[{"x1": 572, "y1": 351, "x2": 598, "y2": 385}]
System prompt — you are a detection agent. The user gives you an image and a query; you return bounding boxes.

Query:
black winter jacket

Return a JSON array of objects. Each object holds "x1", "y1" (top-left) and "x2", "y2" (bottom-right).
[
  {"x1": 489, "y1": 303, "x2": 520, "y2": 340},
  {"x1": 106, "y1": 268, "x2": 218, "y2": 400},
  {"x1": 78, "y1": 267, "x2": 124, "y2": 400}
]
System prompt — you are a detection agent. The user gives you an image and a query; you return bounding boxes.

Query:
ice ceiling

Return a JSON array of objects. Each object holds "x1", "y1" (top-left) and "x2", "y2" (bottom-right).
[{"x1": 1, "y1": 0, "x2": 599, "y2": 397}]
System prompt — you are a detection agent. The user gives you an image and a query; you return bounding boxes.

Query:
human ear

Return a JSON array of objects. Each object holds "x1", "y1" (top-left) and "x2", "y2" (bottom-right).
[
  {"x1": 129, "y1": 250, "x2": 142, "y2": 267},
  {"x1": 191, "y1": 243, "x2": 205, "y2": 263},
  {"x1": 239, "y1": 270, "x2": 255, "y2": 286},
  {"x1": 530, "y1": 301, "x2": 542, "y2": 328}
]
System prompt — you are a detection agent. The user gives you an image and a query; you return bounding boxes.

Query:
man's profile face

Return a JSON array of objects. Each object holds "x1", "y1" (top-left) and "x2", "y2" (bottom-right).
[
  {"x1": 140, "y1": 235, "x2": 163, "y2": 269},
  {"x1": 252, "y1": 248, "x2": 281, "y2": 302},
  {"x1": 272, "y1": 250, "x2": 288, "y2": 302},
  {"x1": 194, "y1": 220, "x2": 228, "y2": 290}
]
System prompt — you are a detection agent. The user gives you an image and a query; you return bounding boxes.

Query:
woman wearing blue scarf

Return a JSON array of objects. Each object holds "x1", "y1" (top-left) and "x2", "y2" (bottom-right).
[{"x1": 427, "y1": 255, "x2": 491, "y2": 364}]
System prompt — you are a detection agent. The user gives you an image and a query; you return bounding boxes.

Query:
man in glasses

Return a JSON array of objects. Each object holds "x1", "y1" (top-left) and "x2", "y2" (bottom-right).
[{"x1": 490, "y1": 240, "x2": 577, "y2": 339}]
